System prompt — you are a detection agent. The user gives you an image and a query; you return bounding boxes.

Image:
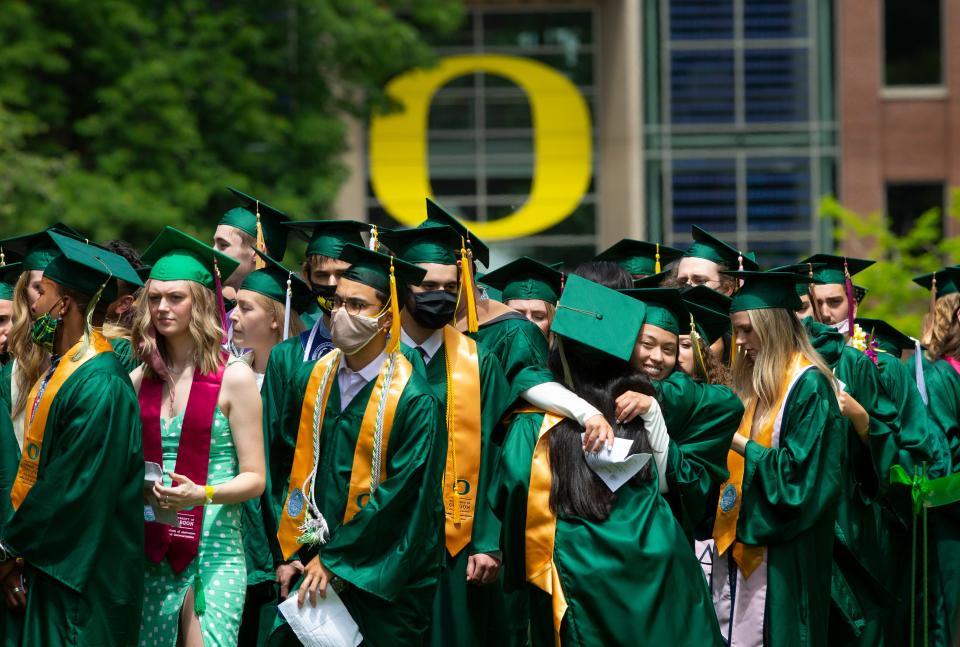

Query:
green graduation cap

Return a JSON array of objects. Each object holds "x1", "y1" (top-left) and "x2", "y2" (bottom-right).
[
  {"x1": 220, "y1": 187, "x2": 292, "y2": 259},
  {"x1": 0, "y1": 223, "x2": 84, "y2": 272},
  {"x1": 620, "y1": 288, "x2": 689, "y2": 336},
  {"x1": 476, "y1": 274, "x2": 503, "y2": 302},
  {"x1": 43, "y1": 231, "x2": 143, "y2": 300},
  {"x1": 769, "y1": 262, "x2": 827, "y2": 297},
  {"x1": 141, "y1": 226, "x2": 240, "y2": 291},
  {"x1": 338, "y1": 244, "x2": 427, "y2": 295},
  {"x1": 551, "y1": 274, "x2": 646, "y2": 362},
  {"x1": 378, "y1": 225, "x2": 460, "y2": 266},
  {"x1": 477, "y1": 256, "x2": 564, "y2": 305},
  {"x1": 240, "y1": 251, "x2": 314, "y2": 316},
  {"x1": 913, "y1": 266, "x2": 960, "y2": 298},
  {"x1": 799, "y1": 254, "x2": 874, "y2": 285},
  {"x1": 0, "y1": 262, "x2": 22, "y2": 301},
  {"x1": 684, "y1": 226, "x2": 759, "y2": 271},
  {"x1": 423, "y1": 198, "x2": 490, "y2": 267},
  {"x1": 283, "y1": 219, "x2": 369, "y2": 260},
  {"x1": 595, "y1": 239, "x2": 684, "y2": 277},
  {"x1": 632, "y1": 270, "x2": 670, "y2": 288},
  {"x1": 855, "y1": 317, "x2": 915, "y2": 356},
  {"x1": 727, "y1": 271, "x2": 814, "y2": 312},
  {"x1": 853, "y1": 285, "x2": 868, "y2": 305},
  {"x1": 681, "y1": 285, "x2": 732, "y2": 343}
]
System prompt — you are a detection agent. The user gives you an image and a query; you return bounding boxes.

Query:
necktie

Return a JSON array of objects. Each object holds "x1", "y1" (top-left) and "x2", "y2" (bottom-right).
[{"x1": 416, "y1": 346, "x2": 428, "y2": 362}]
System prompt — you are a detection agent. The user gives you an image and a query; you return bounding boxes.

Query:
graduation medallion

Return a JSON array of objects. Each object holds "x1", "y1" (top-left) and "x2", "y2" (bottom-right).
[
  {"x1": 287, "y1": 488, "x2": 305, "y2": 517},
  {"x1": 719, "y1": 483, "x2": 738, "y2": 512}
]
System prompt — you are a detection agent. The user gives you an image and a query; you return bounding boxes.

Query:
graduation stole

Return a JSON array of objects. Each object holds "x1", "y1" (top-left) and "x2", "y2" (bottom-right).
[
  {"x1": 441, "y1": 325, "x2": 483, "y2": 557},
  {"x1": 140, "y1": 353, "x2": 227, "y2": 574},
  {"x1": 524, "y1": 411, "x2": 568, "y2": 647},
  {"x1": 945, "y1": 356, "x2": 960, "y2": 376},
  {"x1": 10, "y1": 330, "x2": 113, "y2": 511},
  {"x1": 713, "y1": 352, "x2": 811, "y2": 578},
  {"x1": 277, "y1": 349, "x2": 413, "y2": 560}
]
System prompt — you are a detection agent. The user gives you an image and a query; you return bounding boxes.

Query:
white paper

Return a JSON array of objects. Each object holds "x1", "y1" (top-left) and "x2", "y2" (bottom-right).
[
  {"x1": 143, "y1": 461, "x2": 180, "y2": 527},
  {"x1": 582, "y1": 435, "x2": 652, "y2": 492},
  {"x1": 279, "y1": 588, "x2": 363, "y2": 647}
]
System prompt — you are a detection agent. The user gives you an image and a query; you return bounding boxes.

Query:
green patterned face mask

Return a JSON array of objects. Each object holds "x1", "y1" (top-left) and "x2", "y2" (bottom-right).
[{"x1": 30, "y1": 300, "x2": 63, "y2": 353}]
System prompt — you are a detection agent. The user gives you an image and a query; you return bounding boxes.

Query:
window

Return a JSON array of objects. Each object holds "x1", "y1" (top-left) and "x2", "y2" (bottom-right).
[
  {"x1": 886, "y1": 182, "x2": 944, "y2": 237},
  {"x1": 366, "y1": 8, "x2": 598, "y2": 268},
  {"x1": 884, "y1": 0, "x2": 942, "y2": 87}
]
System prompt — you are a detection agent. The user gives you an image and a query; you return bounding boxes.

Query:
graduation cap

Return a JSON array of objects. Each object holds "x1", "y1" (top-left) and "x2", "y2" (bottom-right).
[
  {"x1": 240, "y1": 251, "x2": 314, "y2": 340},
  {"x1": 594, "y1": 239, "x2": 683, "y2": 277},
  {"x1": 142, "y1": 227, "x2": 241, "y2": 292},
  {"x1": 855, "y1": 317, "x2": 914, "y2": 356},
  {"x1": 0, "y1": 262, "x2": 22, "y2": 301},
  {"x1": 681, "y1": 285, "x2": 732, "y2": 344},
  {"x1": 0, "y1": 223, "x2": 84, "y2": 272},
  {"x1": 684, "y1": 226, "x2": 759, "y2": 271},
  {"x1": 726, "y1": 271, "x2": 814, "y2": 313},
  {"x1": 43, "y1": 231, "x2": 142, "y2": 301},
  {"x1": 620, "y1": 288, "x2": 689, "y2": 336},
  {"x1": 423, "y1": 198, "x2": 490, "y2": 267},
  {"x1": 798, "y1": 254, "x2": 874, "y2": 285},
  {"x1": 478, "y1": 257, "x2": 564, "y2": 305},
  {"x1": 283, "y1": 219, "x2": 369, "y2": 260},
  {"x1": 476, "y1": 273, "x2": 503, "y2": 302},
  {"x1": 913, "y1": 266, "x2": 960, "y2": 299},
  {"x1": 551, "y1": 274, "x2": 646, "y2": 362},
  {"x1": 768, "y1": 262, "x2": 827, "y2": 297},
  {"x1": 378, "y1": 225, "x2": 460, "y2": 266},
  {"x1": 338, "y1": 243, "x2": 428, "y2": 354},
  {"x1": 221, "y1": 187, "x2": 292, "y2": 261},
  {"x1": 632, "y1": 270, "x2": 670, "y2": 288}
]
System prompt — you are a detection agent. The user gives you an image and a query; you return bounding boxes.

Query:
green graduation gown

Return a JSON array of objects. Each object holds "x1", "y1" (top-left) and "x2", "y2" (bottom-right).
[
  {"x1": 1, "y1": 352, "x2": 144, "y2": 646},
  {"x1": 803, "y1": 321, "x2": 901, "y2": 645},
  {"x1": 108, "y1": 335, "x2": 141, "y2": 373},
  {"x1": 467, "y1": 313, "x2": 554, "y2": 404},
  {"x1": 491, "y1": 411, "x2": 724, "y2": 646},
  {"x1": 908, "y1": 354, "x2": 960, "y2": 647},
  {"x1": 0, "y1": 404, "x2": 20, "y2": 646},
  {"x1": 270, "y1": 352, "x2": 445, "y2": 646},
  {"x1": 421, "y1": 337, "x2": 513, "y2": 647},
  {"x1": 655, "y1": 371, "x2": 744, "y2": 540},
  {"x1": 712, "y1": 368, "x2": 844, "y2": 647},
  {"x1": 0, "y1": 359, "x2": 11, "y2": 412}
]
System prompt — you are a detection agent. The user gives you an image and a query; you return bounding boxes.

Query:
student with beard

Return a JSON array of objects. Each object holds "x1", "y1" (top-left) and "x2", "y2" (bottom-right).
[
  {"x1": 490, "y1": 275, "x2": 723, "y2": 646},
  {"x1": 270, "y1": 244, "x2": 444, "y2": 645},
  {"x1": 710, "y1": 270, "x2": 844, "y2": 647},
  {"x1": 379, "y1": 225, "x2": 513, "y2": 647}
]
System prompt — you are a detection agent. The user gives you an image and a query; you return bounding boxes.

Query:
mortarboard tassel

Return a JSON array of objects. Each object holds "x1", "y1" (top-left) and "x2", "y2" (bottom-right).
[
  {"x1": 843, "y1": 257, "x2": 856, "y2": 336},
  {"x1": 368, "y1": 225, "x2": 379, "y2": 251},
  {"x1": 213, "y1": 258, "x2": 229, "y2": 344},
  {"x1": 931, "y1": 272, "x2": 938, "y2": 316},
  {"x1": 386, "y1": 257, "x2": 401, "y2": 354},
  {"x1": 691, "y1": 314, "x2": 710, "y2": 384},
  {"x1": 283, "y1": 272, "x2": 293, "y2": 340},
  {"x1": 913, "y1": 336, "x2": 929, "y2": 405},
  {"x1": 254, "y1": 200, "x2": 267, "y2": 270},
  {"x1": 459, "y1": 238, "x2": 479, "y2": 333},
  {"x1": 655, "y1": 243, "x2": 661, "y2": 274},
  {"x1": 0, "y1": 247, "x2": 5, "y2": 266}
]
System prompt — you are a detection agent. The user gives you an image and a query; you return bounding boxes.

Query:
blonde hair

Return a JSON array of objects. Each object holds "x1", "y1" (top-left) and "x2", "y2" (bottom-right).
[
  {"x1": 731, "y1": 308, "x2": 835, "y2": 431},
  {"x1": 9, "y1": 271, "x2": 50, "y2": 418},
  {"x1": 923, "y1": 293, "x2": 960, "y2": 361},
  {"x1": 131, "y1": 279, "x2": 225, "y2": 378},
  {"x1": 250, "y1": 292, "x2": 306, "y2": 345}
]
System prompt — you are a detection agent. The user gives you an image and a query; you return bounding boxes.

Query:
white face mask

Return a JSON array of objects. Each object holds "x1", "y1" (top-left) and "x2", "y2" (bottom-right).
[
  {"x1": 830, "y1": 319, "x2": 850, "y2": 335},
  {"x1": 330, "y1": 306, "x2": 386, "y2": 356}
]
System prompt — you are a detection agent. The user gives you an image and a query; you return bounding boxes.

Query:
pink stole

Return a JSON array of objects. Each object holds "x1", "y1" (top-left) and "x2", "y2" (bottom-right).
[
  {"x1": 945, "y1": 356, "x2": 960, "y2": 376},
  {"x1": 140, "y1": 355, "x2": 227, "y2": 573}
]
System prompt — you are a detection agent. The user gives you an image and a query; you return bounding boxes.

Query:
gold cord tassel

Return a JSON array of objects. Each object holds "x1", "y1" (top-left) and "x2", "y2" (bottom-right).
[
  {"x1": 655, "y1": 243, "x2": 661, "y2": 274},
  {"x1": 386, "y1": 257, "x2": 401, "y2": 354},
  {"x1": 460, "y1": 238, "x2": 479, "y2": 333},
  {"x1": 254, "y1": 200, "x2": 267, "y2": 269}
]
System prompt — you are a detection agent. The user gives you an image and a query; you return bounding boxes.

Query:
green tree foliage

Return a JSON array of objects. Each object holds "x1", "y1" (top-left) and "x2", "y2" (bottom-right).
[
  {"x1": 820, "y1": 191, "x2": 960, "y2": 336},
  {"x1": 0, "y1": 0, "x2": 463, "y2": 253}
]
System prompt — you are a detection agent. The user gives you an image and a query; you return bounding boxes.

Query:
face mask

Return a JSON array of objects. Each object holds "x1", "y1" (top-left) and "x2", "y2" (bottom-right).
[
  {"x1": 410, "y1": 290, "x2": 458, "y2": 330},
  {"x1": 312, "y1": 284, "x2": 337, "y2": 314},
  {"x1": 330, "y1": 306, "x2": 386, "y2": 356},
  {"x1": 30, "y1": 300, "x2": 64, "y2": 353},
  {"x1": 830, "y1": 319, "x2": 850, "y2": 335}
]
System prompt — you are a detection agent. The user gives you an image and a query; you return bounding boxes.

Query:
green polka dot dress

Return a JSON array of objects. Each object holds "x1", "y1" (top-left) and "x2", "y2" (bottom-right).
[{"x1": 138, "y1": 407, "x2": 246, "y2": 646}]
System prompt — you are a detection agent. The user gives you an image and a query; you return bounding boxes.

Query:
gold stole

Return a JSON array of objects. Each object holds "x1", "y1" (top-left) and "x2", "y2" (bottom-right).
[
  {"x1": 277, "y1": 350, "x2": 413, "y2": 560},
  {"x1": 713, "y1": 353, "x2": 810, "y2": 577},
  {"x1": 441, "y1": 325, "x2": 483, "y2": 556},
  {"x1": 11, "y1": 331, "x2": 113, "y2": 510},
  {"x1": 524, "y1": 412, "x2": 567, "y2": 647}
]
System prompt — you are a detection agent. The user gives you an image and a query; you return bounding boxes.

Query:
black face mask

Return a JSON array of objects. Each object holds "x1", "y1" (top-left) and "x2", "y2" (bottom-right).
[
  {"x1": 411, "y1": 290, "x2": 458, "y2": 330},
  {"x1": 312, "y1": 283, "x2": 337, "y2": 313}
]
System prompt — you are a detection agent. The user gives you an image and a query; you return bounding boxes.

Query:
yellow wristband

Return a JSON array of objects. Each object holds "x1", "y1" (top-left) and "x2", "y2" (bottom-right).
[{"x1": 204, "y1": 485, "x2": 215, "y2": 505}]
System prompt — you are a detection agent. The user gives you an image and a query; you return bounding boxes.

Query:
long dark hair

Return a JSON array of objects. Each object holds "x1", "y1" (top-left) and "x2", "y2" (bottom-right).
[
  {"x1": 573, "y1": 261, "x2": 633, "y2": 290},
  {"x1": 546, "y1": 339, "x2": 656, "y2": 521}
]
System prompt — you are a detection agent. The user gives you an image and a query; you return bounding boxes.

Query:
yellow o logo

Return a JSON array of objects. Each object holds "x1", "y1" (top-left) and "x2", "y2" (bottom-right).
[{"x1": 369, "y1": 54, "x2": 592, "y2": 241}]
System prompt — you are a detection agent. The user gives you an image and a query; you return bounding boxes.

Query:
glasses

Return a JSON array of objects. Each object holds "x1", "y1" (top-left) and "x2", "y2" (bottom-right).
[
  {"x1": 678, "y1": 276, "x2": 719, "y2": 288},
  {"x1": 331, "y1": 296, "x2": 378, "y2": 316}
]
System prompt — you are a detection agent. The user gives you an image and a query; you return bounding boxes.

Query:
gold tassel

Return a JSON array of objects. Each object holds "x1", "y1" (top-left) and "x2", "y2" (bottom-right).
[
  {"x1": 386, "y1": 257, "x2": 401, "y2": 354},
  {"x1": 254, "y1": 200, "x2": 267, "y2": 269},
  {"x1": 460, "y1": 238, "x2": 479, "y2": 333},
  {"x1": 931, "y1": 272, "x2": 938, "y2": 314},
  {"x1": 691, "y1": 314, "x2": 710, "y2": 384},
  {"x1": 655, "y1": 243, "x2": 661, "y2": 274}
]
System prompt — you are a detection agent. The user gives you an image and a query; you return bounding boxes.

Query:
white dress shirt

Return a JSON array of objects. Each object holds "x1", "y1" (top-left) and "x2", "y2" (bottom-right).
[
  {"x1": 400, "y1": 328, "x2": 444, "y2": 364},
  {"x1": 337, "y1": 351, "x2": 388, "y2": 411}
]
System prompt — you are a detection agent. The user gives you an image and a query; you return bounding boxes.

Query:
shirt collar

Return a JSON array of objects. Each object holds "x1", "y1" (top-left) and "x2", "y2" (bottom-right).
[
  {"x1": 339, "y1": 350, "x2": 388, "y2": 383},
  {"x1": 400, "y1": 327, "x2": 444, "y2": 362}
]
